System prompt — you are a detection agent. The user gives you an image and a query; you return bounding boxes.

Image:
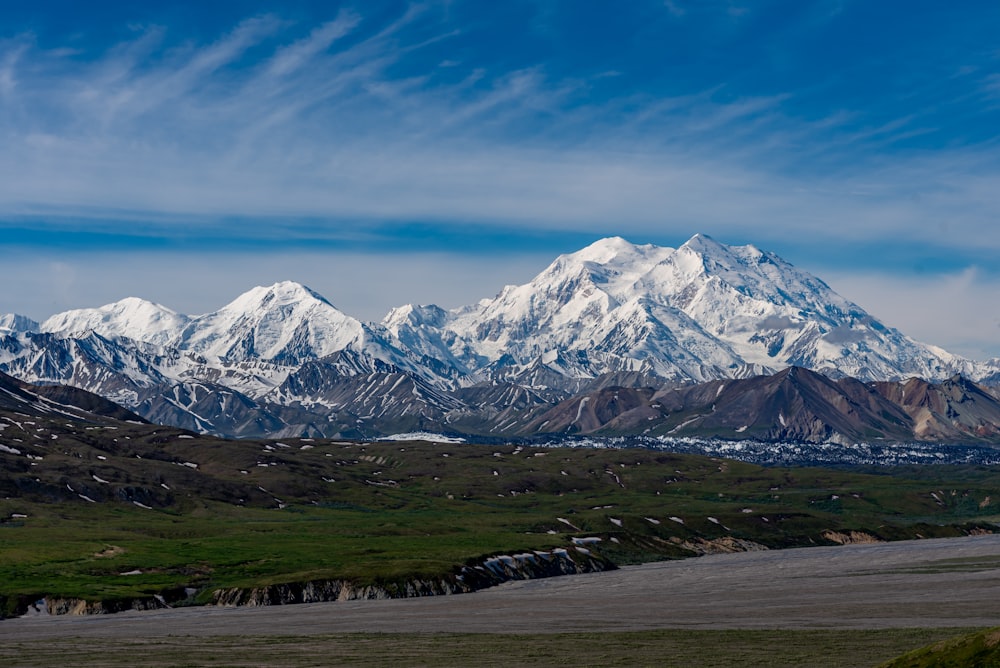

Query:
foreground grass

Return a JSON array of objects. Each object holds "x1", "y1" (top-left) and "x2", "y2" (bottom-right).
[
  {"x1": 0, "y1": 628, "x2": 981, "y2": 668},
  {"x1": 879, "y1": 627, "x2": 1000, "y2": 667}
]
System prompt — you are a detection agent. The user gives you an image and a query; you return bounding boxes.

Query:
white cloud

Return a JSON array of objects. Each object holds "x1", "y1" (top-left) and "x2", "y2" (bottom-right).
[{"x1": 822, "y1": 267, "x2": 1000, "y2": 361}]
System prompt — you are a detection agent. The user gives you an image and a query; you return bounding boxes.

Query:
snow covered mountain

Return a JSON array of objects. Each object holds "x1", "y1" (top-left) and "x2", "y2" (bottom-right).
[
  {"x1": 171, "y1": 281, "x2": 363, "y2": 365},
  {"x1": 389, "y1": 234, "x2": 980, "y2": 385},
  {"x1": 413, "y1": 238, "x2": 736, "y2": 383},
  {"x1": 37, "y1": 282, "x2": 374, "y2": 372},
  {"x1": 2, "y1": 234, "x2": 997, "y2": 439},
  {"x1": 41, "y1": 297, "x2": 190, "y2": 347}
]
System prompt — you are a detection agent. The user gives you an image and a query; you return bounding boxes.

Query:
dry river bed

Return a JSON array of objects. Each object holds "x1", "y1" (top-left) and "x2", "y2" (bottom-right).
[{"x1": 4, "y1": 534, "x2": 1000, "y2": 640}]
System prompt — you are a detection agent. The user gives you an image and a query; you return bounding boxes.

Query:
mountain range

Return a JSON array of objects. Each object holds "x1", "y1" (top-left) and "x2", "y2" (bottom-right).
[{"x1": 2, "y1": 234, "x2": 999, "y2": 444}]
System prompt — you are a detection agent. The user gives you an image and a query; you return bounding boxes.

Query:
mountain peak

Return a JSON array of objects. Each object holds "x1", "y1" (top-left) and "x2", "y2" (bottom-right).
[
  {"x1": 229, "y1": 281, "x2": 332, "y2": 311},
  {"x1": 382, "y1": 303, "x2": 448, "y2": 330},
  {"x1": 177, "y1": 281, "x2": 362, "y2": 364},
  {"x1": 683, "y1": 232, "x2": 716, "y2": 245},
  {"x1": 570, "y1": 236, "x2": 659, "y2": 265},
  {"x1": 579, "y1": 235, "x2": 634, "y2": 251},
  {"x1": 679, "y1": 233, "x2": 771, "y2": 262},
  {"x1": 678, "y1": 232, "x2": 738, "y2": 258},
  {"x1": 0, "y1": 313, "x2": 40, "y2": 334},
  {"x1": 553, "y1": 238, "x2": 674, "y2": 290},
  {"x1": 39, "y1": 297, "x2": 188, "y2": 346}
]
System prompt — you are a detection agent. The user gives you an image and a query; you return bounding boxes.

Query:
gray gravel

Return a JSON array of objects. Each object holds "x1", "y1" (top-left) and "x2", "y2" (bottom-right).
[{"x1": 4, "y1": 534, "x2": 1000, "y2": 639}]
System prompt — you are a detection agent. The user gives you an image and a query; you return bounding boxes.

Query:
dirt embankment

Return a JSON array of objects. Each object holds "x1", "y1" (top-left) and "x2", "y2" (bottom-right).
[{"x1": 10, "y1": 545, "x2": 615, "y2": 617}]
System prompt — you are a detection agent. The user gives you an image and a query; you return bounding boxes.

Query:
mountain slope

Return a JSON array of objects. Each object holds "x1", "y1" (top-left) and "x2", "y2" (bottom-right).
[
  {"x1": 873, "y1": 376, "x2": 1000, "y2": 441},
  {"x1": 0, "y1": 331, "x2": 172, "y2": 407},
  {"x1": 0, "y1": 369, "x2": 145, "y2": 423},
  {"x1": 512, "y1": 367, "x2": 1000, "y2": 445}
]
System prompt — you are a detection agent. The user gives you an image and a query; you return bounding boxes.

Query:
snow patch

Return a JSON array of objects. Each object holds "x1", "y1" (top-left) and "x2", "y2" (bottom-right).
[
  {"x1": 378, "y1": 432, "x2": 466, "y2": 444},
  {"x1": 556, "y1": 517, "x2": 581, "y2": 531}
]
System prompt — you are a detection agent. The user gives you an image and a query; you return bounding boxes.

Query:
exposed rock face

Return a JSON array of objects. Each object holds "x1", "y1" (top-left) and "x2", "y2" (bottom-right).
[
  {"x1": 821, "y1": 530, "x2": 883, "y2": 545},
  {"x1": 43, "y1": 597, "x2": 169, "y2": 616},
  {"x1": 672, "y1": 537, "x2": 770, "y2": 556},
  {"x1": 1, "y1": 547, "x2": 614, "y2": 618},
  {"x1": 872, "y1": 376, "x2": 1000, "y2": 441},
  {"x1": 211, "y1": 547, "x2": 615, "y2": 607},
  {"x1": 11, "y1": 589, "x2": 187, "y2": 617},
  {"x1": 211, "y1": 578, "x2": 463, "y2": 607}
]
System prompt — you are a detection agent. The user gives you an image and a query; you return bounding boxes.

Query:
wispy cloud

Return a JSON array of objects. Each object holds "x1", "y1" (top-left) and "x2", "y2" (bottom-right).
[
  {"x1": 0, "y1": 39, "x2": 27, "y2": 95},
  {"x1": 982, "y1": 73, "x2": 1000, "y2": 101},
  {"x1": 663, "y1": 1, "x2": 685, "y2": 18},
  {"x1": 0, "y1": 3, "x2": 997, "y2": 262}
]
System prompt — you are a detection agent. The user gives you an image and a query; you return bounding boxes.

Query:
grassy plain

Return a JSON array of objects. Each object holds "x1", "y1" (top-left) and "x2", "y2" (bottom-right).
[{"x1": 3, "y1": 429, "x2": 1000, "y2": 613}]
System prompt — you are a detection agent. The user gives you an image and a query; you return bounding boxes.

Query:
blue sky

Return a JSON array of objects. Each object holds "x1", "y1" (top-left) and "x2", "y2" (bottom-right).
[{"x1": 2, "y1": 1, "x2": 999, "y2": 358}]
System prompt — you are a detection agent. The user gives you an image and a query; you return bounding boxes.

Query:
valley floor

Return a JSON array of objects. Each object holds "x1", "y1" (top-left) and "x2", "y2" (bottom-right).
[{"x1": 8, "y1": 533, "x2": 1000, "y2": 635}]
